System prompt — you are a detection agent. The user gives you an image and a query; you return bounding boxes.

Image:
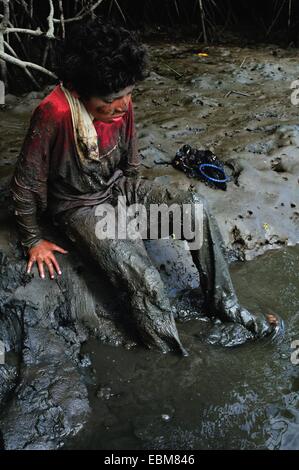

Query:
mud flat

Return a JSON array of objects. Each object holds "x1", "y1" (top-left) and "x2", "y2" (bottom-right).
[{"x1": 0, "y1": 42, "x2": 298, "y2": 449}]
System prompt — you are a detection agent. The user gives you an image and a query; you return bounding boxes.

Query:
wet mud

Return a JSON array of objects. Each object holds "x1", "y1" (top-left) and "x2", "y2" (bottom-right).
[
  {"x1": 0, "y1": 42, "x2": 298, "y2": 449},
  {"x1": 65, "y1": 246, "x2": 299, "y2": 450}
]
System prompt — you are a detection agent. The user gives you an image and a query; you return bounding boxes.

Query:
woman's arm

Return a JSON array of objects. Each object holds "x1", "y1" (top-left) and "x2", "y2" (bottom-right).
[
  {"x1": 10, "y1": 102, "x2": 68, "y2": 278},
  {"x1": 10, "y1": 102, "x2": 57, "y2": 250}
]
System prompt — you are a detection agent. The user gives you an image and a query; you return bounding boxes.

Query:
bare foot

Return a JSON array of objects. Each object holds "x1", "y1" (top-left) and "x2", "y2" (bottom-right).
[{"x1": 266, "y1": 313, "x2": 279, "y2": 327}]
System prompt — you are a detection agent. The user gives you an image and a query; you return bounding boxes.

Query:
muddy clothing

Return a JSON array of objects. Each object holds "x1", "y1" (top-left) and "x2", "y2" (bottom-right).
[
  {"x1": 10, "y1": 87, "x2": 273, "y2": 352},
  {"x1": 54, "y1": 178, "x2": 272, "y2": 353},
  {"x1": 10, "y1": 84, "x2": 139, "y2": 250}
]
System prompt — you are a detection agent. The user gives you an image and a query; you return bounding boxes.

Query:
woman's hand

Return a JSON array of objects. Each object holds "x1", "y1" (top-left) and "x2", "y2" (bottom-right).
[{"x1": 27, "y1": 240, "x2": 68, "y2": 279}]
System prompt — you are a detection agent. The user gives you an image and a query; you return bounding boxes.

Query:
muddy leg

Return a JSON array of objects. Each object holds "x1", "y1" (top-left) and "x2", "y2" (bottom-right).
[
  {"x1": 186, "y1": 192, "x2": 275, "y2": 337},
  {"x1": 131, "y1": 180, "x2": 275, "y2": 338},
  {"x1": 56, "y1": 205, "x2": 187, "y2": 355}
]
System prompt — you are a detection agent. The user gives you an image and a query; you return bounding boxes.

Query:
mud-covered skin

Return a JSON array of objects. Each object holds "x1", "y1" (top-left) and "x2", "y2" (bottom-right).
[{"x1": 54, "y1": 176, "x2": 274, "y2": 355}]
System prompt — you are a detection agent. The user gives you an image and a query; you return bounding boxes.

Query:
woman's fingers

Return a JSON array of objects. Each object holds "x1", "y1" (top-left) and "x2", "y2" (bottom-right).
[
  {"x1": 37, "y1": 258, "x2": 45, "y2": 279},
  {"x1": 49, "y1": 254, "x2": 62, "y2": 276},
  {"x1": 44, "y1": 258, "x2": 55, "y2": 279},
  {"x1": 52, "y1": 244, "x2": 68, "y2": 254},
  {"x1": 26, "y1": 257, "x2": 36, "y2": 274},
  {"x1": 27, "y1": 256, "x2": 60, "y2": 279},
  {"x1": 27, "y1": 242, "x2": 67, "y2": 279}
]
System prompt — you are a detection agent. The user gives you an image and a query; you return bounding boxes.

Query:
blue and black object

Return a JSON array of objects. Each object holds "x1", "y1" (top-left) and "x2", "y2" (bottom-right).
[{"x1": 172, "y1": 144, "x2": 229, "y2": 190}]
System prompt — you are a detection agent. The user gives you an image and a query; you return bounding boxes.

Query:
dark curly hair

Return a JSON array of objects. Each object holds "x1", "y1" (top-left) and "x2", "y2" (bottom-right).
[{"x1": 56, "y1": 18, "x2": 148, "y2": 99}]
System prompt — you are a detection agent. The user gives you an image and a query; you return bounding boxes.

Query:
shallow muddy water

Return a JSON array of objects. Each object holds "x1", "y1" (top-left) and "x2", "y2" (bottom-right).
[{"x1": 66, "y1": 246, "x2": 299, "y2": 450}]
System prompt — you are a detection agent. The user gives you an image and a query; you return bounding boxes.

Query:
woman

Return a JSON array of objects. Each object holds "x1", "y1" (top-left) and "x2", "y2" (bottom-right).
[{"x1": 10, "y1": 19, "x2": 277, "y2": 354}]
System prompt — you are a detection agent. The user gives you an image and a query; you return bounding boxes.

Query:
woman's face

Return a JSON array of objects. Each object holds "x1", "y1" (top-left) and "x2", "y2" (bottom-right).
[{"x1": 81, "y1": 85, "x2": 135, "y2": 123}]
